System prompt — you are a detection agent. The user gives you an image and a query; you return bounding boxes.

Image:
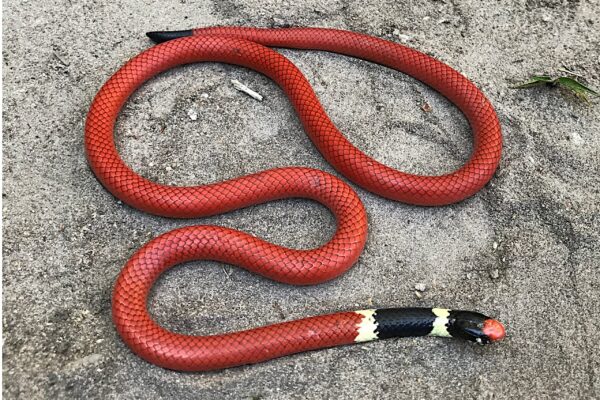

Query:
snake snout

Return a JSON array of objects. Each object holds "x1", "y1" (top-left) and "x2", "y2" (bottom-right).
[
  {"x1": 449, "y1": 311, "x2": 506, "y2": 344},
  {"x1": 482, "y1": 319, "x2": 506, "y2": 342}
]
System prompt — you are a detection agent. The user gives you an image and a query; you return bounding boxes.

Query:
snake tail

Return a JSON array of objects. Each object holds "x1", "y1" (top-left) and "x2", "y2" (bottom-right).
[{"x1": 146, "y1": 30, "x2": 193, "y2": 43}]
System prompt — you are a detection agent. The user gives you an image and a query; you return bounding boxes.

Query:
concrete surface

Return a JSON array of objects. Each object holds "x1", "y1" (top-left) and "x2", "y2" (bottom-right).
[{"x1": 3, "y1": 0, "x2": 600, "y2": 399}]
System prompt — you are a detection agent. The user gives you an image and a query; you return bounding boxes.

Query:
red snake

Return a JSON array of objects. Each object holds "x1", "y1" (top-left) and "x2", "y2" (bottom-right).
[{"x1": 85, "y1": 27, "x2": 503, "y2": 371}]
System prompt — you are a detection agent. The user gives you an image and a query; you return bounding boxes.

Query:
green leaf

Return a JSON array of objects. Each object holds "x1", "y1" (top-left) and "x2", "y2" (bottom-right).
[
  {"x1": 511, "y1": 73, "x2": 599, "y2": 102},
  {"x1": 555, "y1": 77, "x2": 599, "y2": 101},
  {"x1": 511, "y1": 75, "x2": 554, "y2": 89}
]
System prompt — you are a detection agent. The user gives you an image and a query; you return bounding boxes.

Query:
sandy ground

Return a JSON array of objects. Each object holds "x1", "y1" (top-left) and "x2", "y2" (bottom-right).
[{"x1": 3, "y1": 0, "x2": 600, "y2": 399}]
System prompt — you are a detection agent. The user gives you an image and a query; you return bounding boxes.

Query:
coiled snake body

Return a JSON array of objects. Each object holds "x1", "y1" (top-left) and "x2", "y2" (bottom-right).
[{"x1": 85, "y1": 27, "x2": 505, "y2": 371}]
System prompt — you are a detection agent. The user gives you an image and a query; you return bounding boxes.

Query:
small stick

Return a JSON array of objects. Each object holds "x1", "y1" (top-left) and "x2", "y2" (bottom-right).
[
  {"x1": 231, "y1": 79, "x2": 263, "y2": 101},
  {"x1": 221, "y1": 265, "x2": 232, "y2": 280}
]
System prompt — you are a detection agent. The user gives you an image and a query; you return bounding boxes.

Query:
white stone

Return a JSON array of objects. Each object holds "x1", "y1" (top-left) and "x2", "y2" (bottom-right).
[{"x1": 187, "y1": 108, "x2": 198, "y2": 121}]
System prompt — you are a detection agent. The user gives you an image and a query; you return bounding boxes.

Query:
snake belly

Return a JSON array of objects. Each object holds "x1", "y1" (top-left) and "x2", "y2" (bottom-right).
[{"x1": 84, "y1": 27, "x2": 504, "y2": 371}]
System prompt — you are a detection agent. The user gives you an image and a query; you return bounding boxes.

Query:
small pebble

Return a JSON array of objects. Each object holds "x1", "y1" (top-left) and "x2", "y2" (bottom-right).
[
  {"x1": 67, "y1": 354, "x2": 102, "y2": 370},
  {"x1": 570, "y1": 132, "x2": 584, "y2": 145},
  {"x1": 415, "y1": 291, "x2": 422, "y2": 299},
  {"x1": 392, "y1": 29, "x2": 412, "y2": 42},
  {"x1": 493, "y1": 241, "x2": 498, "y2": 250},
  {"x1": 187, "y1": 108, "x2": 198, "y2": 121},
  {"x1": 414, "y1": 283, "x2": 427, "y2": 292},
  {"x1": 490, "y1": 269, "x2": 500, "y2": 279},
  {"x1": 421, "y1": 102, "x2": 432, "y2": 112}
]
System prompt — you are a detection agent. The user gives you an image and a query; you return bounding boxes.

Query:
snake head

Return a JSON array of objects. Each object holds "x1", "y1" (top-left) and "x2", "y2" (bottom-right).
[{"x1": 449, "y1": 311, "x2": 505, "y2": 344}]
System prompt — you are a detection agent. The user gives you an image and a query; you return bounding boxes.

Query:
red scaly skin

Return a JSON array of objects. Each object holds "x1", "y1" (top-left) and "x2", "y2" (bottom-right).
[{"x1": 84, "y1": 27, "x2": 502, "y2": 371}]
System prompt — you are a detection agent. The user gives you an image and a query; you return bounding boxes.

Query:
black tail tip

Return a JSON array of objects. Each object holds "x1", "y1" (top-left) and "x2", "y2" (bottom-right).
[{"x1": 146, "y1": 30, "x2": 193, "y2": 44}]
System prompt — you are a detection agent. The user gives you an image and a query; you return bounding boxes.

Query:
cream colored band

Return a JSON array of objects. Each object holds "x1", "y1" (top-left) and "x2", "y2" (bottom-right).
[
  {"x1": 354, "y1": 309, "x2": 379, "y2": 342},
  {"x1": 429, "y1": 308, "x2": 451, "y2": 337}
]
